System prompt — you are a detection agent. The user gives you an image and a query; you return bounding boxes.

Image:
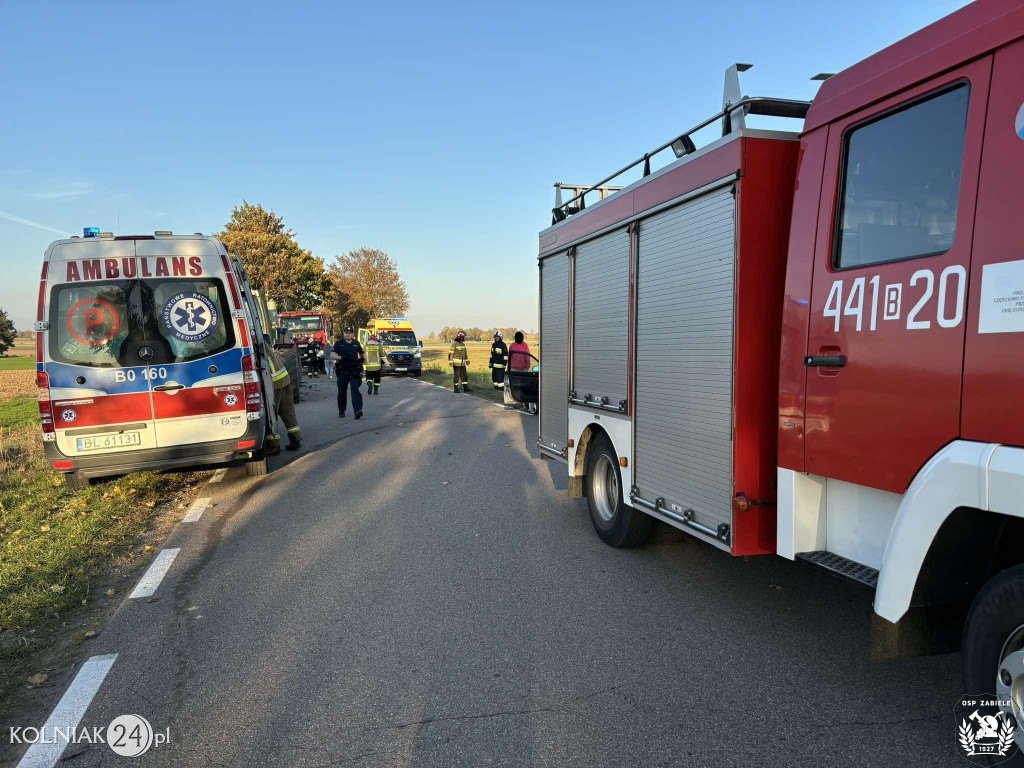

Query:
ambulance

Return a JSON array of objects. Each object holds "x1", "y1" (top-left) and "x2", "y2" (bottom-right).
[
  {"x1": 36, "y1": 229, "x2": 278, "y2": 488},
  {"x1": 360, "y1": 317, "x2": 422, "y2": 375}
]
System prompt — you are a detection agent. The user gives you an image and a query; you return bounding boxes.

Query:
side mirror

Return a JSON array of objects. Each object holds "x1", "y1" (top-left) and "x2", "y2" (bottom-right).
[{"x1": 418, "y1": 340, "x2": 423, "y2": 348}]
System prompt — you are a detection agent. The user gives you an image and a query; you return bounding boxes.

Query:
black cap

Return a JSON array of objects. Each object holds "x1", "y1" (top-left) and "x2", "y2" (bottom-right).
[{"x1": 343, "y1": 326, "x2": 354, "y2": 333}]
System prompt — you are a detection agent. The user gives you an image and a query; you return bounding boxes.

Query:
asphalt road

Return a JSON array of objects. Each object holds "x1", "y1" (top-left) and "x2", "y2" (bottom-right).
[{"x1": 12, "y1": 375, "x2": 979, "y2": 767}]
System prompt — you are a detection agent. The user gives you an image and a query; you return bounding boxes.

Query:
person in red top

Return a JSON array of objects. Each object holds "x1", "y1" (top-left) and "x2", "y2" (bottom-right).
[{"x1": 508, "y1": 331, "x2": 532, "y2": 371}]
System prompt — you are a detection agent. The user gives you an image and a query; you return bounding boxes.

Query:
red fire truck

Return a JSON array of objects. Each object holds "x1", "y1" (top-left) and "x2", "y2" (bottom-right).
[
  {"x1": 538, "y1": 0, "x2": 1024, "y2": 720},
  {"x1": 280, "y1": 311, "x2": 333, "y2": 348}
]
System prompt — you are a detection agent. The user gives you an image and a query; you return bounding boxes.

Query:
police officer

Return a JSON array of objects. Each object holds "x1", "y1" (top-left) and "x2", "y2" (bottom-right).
[
  {"x1": 449, "y1": 331, "x2": 471, "y2": 393},
  {"x1": 262, "y1": 334, "x2": 302, "y2": 453},
  {"x1": 488, "y1": 330, "x2": 508, "y2": 391},
  {"x1": 363, "y1": 333, "x2": 383, "y2": 395},
  {"x1": 331, "y1": 326, "x2": 364, "y2": 419}
]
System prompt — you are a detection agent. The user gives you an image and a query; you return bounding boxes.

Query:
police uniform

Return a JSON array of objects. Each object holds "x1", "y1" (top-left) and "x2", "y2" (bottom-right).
[
  {"x1": 264, "y1": 339, "x2": 302, "y2": 452},
  {"x1": 489, "y1": 336, "x2": 508, "y2": 390},
  {"x1": 449, "y1": 338, "x2": 470, "y2": 393},
  {"x1": 364, "y1": 337, "x2": 383, "y2": 394},
  {"x1": 333, "y1": 336, "x2": 364, "y2": 417}
]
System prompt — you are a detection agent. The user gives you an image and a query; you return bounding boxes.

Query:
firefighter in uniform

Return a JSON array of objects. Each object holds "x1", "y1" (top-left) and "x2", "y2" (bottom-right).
[
  {"x1": 488, "y1": 330, "x2": 508, "y2": 391},
  {"x1": 364, "y1": 334, "x2": 383, "y2": 395},
  {"x1": 449, "y1": 331, "x2": 471, "y2": 393},
  {"x1": 262, "y1": 335, "x2": 302, "y2": 453},
  {"x1": 331, "y1": 326, "x2": 364, "y2": 419}
]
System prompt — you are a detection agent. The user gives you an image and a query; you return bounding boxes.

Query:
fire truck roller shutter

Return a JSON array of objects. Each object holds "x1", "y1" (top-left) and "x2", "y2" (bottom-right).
[
  {"x1": 634, "y1": 186, "x2": 736, "y2": 538},
  {"x1": 539, "y1": 251, "x2": 570, "y2": 455},
  {"x1": 573, "y1": 228, "x2": 629, "y2": 409}
]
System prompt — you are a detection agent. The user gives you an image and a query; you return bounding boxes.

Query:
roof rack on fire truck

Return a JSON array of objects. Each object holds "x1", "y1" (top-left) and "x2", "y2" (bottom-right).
[{"x1": 551, "y1": 63, "x2": 814, "y2": 225}]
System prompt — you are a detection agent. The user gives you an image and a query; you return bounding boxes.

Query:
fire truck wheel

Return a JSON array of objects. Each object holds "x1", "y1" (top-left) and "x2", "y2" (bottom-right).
[
  {"x1": 962, "y1": 564, "x2": 1024, "y2": 710},
  {"x1": 64, "y1": 472, "x2": 92, "y2": 491},
  {"x1": 585, "y1": 433, "x2": 652, "y2": 548},
  {"x1": 245, "y1": 452, "x2": 268, "y2": 477}
]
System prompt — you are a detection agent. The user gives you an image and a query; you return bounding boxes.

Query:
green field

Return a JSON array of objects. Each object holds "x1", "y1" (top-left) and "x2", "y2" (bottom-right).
[
  {"x1": 0, "y1": 356, "x2": 35, "y2": 371},
  {"x1": 417, "y1": 339, "x2": 538, "y2": 404}
]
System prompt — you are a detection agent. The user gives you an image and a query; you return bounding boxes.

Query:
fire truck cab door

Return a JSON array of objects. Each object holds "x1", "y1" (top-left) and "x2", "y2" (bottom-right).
[{"x1": 804, "y1": 60, "x2": 990, "y2": 493}]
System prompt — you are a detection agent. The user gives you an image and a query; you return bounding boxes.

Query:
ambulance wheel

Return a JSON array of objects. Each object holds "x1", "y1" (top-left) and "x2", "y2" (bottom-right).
[
  {"x1": 64, "y1": 473, "x2": 91, "y2": 491},
  {"x1": 962, "y1": 565, "x2": 1024, "y2": 721},
  {"x1": 585, "y1": 433, "x2": 652, "y2": 548},
  {"x1": 245, "y1": 451, "x2": 268, "y2": 477}
]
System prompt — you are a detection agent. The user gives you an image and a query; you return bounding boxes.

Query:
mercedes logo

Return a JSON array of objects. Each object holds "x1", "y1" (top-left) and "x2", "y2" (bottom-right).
[{"x1": 139, "y1": 346, "x2": 155, "y2": 361}]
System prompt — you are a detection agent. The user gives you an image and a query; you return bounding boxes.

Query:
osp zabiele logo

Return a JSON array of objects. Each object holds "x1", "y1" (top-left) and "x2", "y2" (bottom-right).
[
  {"x1": 953, "y1": 694, "x2": 1019, "y2": 765},
  {"x1": 162, "y1": 292, "x2": 218, "y2": 343}
]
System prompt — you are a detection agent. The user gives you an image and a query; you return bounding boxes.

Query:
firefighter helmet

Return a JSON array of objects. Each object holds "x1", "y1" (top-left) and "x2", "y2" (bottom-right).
[
  {"x1": 493, "y1": 330, "x2": 503, "y2": 339},
  {"x1": 455, "y1": 331, "x2": 466, "y2": 342}
]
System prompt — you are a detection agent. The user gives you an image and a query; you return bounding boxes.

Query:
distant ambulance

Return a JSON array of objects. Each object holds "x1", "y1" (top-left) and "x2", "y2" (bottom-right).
[
  {"x1": 36, "y1": 229, "x2": 277, "y2": 487},
  {"x1": 360, "y1": 317, "x2": 422, "y2": 376}
]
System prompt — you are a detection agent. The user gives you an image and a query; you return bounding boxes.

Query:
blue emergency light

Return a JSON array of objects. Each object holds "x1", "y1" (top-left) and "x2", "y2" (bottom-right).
[{"x1": 83, "y1": 227, "x2": 101, "y2": 238}]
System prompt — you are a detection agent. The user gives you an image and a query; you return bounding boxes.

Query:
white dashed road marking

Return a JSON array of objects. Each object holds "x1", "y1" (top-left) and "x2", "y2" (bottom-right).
[
  {"x1": 16, "y1": 653, "x2": 118, "y2": 768},
  {"x1": 129, "y1": 548, "x2": 180, "y2": 599},
  {"x1": 182, "y1": 497, "x2": 211, "y2": 523},
  {"x1": 209, "y1": 468, "x2": 228, "y2": 483}
]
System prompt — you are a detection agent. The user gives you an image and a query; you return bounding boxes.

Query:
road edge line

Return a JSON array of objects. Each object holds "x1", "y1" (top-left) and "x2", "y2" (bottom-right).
[
  {"x1": 128, "y1": 548, "x2": 180, "y2": 599},
  {"x1": 15, "y1": 653, "x2": 118, "y2": 768}
]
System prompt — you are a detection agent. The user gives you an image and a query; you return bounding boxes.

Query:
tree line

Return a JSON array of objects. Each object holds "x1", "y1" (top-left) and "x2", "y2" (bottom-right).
[{"x1": 218, "y1": 201, "x2": 409, "y2": 329}]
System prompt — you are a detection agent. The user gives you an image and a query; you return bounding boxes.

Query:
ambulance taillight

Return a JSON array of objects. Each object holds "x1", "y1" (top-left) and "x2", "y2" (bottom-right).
[
  {"x1": 37, "y1": 372, "x2": 55, "y2": 438},
  {"x1": 242, "y1": 354, "x2": 261, "y2": 416}
]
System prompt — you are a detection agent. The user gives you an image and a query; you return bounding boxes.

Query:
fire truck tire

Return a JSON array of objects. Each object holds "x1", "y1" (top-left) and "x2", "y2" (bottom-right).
[
  {"x1": 585, "y1": 433, "x2": 652, "y2": 548},
  {"x1": 962, "y1": 565, "x2": 1024, "y2": 698},
  {"x1": 64, "y1": 472, "x2": 92, "y2": 491},
  {"x1": 245, "y1": 452, "x2": 268, "y2": 477}
]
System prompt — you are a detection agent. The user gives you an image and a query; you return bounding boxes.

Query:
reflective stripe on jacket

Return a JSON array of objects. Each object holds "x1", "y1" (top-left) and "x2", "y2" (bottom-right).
[
  {"x1": 449, "y1": 341, "x2": 468, "y2": 367},
  {"x1": 266, "y1": 342, "x2": 290, "y2": 390},
  {"x1": 364, "y1": 343, "x2": 382, "y2": 371}
]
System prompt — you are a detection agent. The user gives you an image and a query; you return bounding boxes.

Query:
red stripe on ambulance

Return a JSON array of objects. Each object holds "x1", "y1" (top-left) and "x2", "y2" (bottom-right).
[
  {"x1": 152, "y1": 387, "x2": 246, "y2": 420},
  {"x1": 53, "y1": 393, "x2": 152, "y2": 429}
]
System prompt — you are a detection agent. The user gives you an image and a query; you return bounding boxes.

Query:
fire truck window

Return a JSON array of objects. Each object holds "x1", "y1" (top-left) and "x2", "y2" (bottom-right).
[
  {"x1": 49, "y1": 283, "x2": 142, "y2": 368},
  {"x1": 146, "y1": 279, "x2": 235, "y2": 363},
  {"x1": 284, "y1": 315, "x2": 323, "y2": 331},
  {"x1": 834, "y1": 84, "x2": 969, "y2": 269}
]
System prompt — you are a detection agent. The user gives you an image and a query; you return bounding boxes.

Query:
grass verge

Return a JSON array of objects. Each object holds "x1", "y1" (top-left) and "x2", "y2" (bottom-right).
[{"x1": 0, "y1": 398, "x2": 200, "y2": 719}]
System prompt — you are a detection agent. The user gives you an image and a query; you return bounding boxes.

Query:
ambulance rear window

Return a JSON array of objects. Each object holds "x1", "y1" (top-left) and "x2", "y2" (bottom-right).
[
  {"x1": 148, "y1": 279, "x2": 235, "y2": 363},
  {"x1": 834, "y1": 83, "x2": 969, "y2": 269},
  {"x1": 49, "y1": 283, "x2": 140, "y2": 368},
  {"x1": 49, "y1": 278, "x2": 235, "y2": 367}
]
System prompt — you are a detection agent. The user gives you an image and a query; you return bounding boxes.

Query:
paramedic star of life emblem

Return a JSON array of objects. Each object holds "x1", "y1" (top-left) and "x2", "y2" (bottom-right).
[
  {"x1": 162, "y1": 292, "x2": 218, "y2": 343},
  {"x1": 954, "y1": 694, "x2": 1019, "y2": 765}
]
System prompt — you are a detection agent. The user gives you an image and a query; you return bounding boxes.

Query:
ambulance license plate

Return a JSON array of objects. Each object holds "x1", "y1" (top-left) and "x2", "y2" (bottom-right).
[
  {"x1": 394, "y1": 367, "x2": 407, "y2": 372},
  {"x1": 76, "y1": 432, "x2": 142, "y2": 451}
]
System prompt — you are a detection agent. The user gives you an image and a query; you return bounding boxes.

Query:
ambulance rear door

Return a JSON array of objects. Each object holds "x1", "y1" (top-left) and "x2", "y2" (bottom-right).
[
  {"x1": 46, "y1": 240, "x2": 159, "y2": 457},
  {"x1": 135, "y1": 239, "x2": 248, "y2": 448}
]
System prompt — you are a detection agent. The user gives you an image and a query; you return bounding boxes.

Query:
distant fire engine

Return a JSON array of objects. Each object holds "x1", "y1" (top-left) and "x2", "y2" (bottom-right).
[{"x1": 537, "y1": 0, "x2": 1024, "y2": 732}]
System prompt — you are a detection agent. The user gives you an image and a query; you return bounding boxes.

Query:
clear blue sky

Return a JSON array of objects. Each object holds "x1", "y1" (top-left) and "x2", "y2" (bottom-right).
[{"x1": 0, "y1": 0, "x2": 968, "y2": 334}]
